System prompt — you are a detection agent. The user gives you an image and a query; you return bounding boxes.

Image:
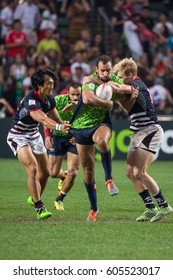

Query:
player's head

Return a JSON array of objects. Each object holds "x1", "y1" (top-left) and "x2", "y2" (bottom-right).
[
  {"x1": 31, "y1": 68, "x2": 57, "y2": 90},
  {"x1": 96, "y1": 55, "x2": 113, "y2": 82},
  {"x1": 67, "y1": 82, "x2": 82, "y2": 102},
  {"x1": 113, "y1": 57, "x2": 138, "y2": 83}
]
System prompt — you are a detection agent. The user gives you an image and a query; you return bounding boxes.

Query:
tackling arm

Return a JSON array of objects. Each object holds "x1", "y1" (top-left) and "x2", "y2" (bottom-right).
[{"x1": 82, "y1": 89, "x2": 113, "y2": 110}]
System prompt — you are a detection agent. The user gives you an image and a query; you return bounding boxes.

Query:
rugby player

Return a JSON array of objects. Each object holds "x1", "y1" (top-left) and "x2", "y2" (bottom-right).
[
  {"x1": 44, "y1": 82, "x2": 82, "y2": 211},
  {"x1": 7, "y1": 68, "x2": 71, "y2": 219},
  {"x1": 113, "y1": 57, "x2": 172, "y2": 222},
  {"x1": 69, "y1": 55, "x2": 138, "y2": 221}
]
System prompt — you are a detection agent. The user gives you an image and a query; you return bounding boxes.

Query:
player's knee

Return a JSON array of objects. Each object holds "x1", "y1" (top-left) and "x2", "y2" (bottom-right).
[
  {"x1": 126, "y1": 168, "x2": 133, "y2": 179},
  {"x1": 27, "y1": 162, "x2": 38, "y2": 176},
  {"x1": 97, "y1": 138, "x2": 108, "y2": 150},
  {"x1": 84, "y1": 168, "x2": 94, "y2": 182},
  {"x1": 49, "y1": 170, "x2": 58, "y2": 178},
  {"x1": 40, "y1": 168, "x2": 50, "y2": 180},
  {"x1": 68, "y1": 167, "x2": 79, "y2": 177}
]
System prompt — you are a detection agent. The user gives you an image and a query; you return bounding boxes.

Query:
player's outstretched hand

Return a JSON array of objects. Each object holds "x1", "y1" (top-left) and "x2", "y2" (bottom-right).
[
  {"x1": 45, "y1": 136, "x2": 53, "y2": 150},
  {"x1": 62, "y1": 101, "x2": 77, "y2": 113},
  {"x1": 131, "y1": 86, "x2": 139, "y2": 99},
  {"x1": 61, "y1": 121, "x2": 71, "y2": 132}
]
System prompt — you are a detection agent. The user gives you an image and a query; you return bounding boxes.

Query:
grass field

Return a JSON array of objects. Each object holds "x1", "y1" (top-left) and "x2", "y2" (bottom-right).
[{"x1": 0, "y1": 159, "x2": 173, "y2": 260}]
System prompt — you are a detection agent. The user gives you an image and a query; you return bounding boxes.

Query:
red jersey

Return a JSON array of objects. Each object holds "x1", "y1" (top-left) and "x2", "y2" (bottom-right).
[{"x1": 5, "y1": 31, "x2": 28, "y2": 59}]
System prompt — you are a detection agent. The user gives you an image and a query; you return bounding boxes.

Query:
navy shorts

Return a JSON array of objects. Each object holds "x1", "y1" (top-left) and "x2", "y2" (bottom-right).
[
  {"x1": 47, "y1": 136, "x2": 78, "y2": 156},
  {"x1": 70, "y1": 122, "x2": 112, "y2": 145}
]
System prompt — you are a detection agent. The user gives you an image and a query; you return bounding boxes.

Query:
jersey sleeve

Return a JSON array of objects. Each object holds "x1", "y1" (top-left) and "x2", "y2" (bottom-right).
[
  {"x1": 25, "y1": 98, "x2": 40, "y2": 112},
  {"x1": 82, "y1": 82, "x2": 97, "y2": 91}
]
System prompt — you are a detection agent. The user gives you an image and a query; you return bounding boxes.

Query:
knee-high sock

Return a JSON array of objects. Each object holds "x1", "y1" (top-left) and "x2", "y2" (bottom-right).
[
  {"x1": 84, "y1": 181, "x2": 97, "y2": 211},
  {"x1": 100, "y1": 150, "x2": 112, "y2": 180}
]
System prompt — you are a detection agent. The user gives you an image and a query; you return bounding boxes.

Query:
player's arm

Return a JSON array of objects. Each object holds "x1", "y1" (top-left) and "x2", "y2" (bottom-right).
[
  {"x1": 83, "y1": 76, "x2": 103, "y2": 85},
  {"x1": 62, "y1": 101, "x2": 78, "y2": 114},
  {"x1": 29, "y1": 109, "x2": 71, "y2": 132},
  {"x1": 82, "y1": 89, "x2": 113, "y2": 110},
  {"x1": 116, "y1": 86, "x2": 139, "y2": 111},
  {"x1": 107, "y1": 81, "x2": 136, "y2": 95}
]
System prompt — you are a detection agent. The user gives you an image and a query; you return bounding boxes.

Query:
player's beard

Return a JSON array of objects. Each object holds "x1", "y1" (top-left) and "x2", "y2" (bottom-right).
[{"x1": 98, "y1": 75, "x2": 110, "y2": 83}]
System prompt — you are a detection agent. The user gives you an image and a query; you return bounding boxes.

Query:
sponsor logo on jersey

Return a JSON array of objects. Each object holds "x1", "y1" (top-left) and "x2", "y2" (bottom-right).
[
  {"x1": 88, "y1": 83, "x2": 95, "y2": 90},
  {"x1": 29, "y1": 100, "x2": 36, "y2": 105}
]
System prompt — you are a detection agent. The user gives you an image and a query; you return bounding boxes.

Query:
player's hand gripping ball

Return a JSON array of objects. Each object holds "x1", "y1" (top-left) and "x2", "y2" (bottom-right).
[{"x1": 95, "y1": 83, "x2": 113, "y2": 101}]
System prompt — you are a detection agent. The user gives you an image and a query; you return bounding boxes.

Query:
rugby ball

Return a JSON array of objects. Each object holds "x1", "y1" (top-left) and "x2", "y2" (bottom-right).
[{"x1": 95, "y1": 83, "x2": 113, "y2": 100}]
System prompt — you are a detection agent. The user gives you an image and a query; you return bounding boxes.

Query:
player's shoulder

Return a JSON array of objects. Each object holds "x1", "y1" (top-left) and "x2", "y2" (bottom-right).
[
  {"x1": 129, "y1": 76, "x2": 146, "y2": 88},
  {"x1": 55, "y1": 94, "x2": 68, "y2": 102},
  {"x1": 111, "y1": 73, "x2": 123, "y2": 84}
]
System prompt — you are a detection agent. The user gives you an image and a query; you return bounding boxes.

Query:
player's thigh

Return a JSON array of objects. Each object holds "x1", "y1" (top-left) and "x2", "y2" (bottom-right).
[
  {"x1": 93, "y1": 124, "x2": 112, "y2": 144},
  {"x1": 67, "y1": 152, "x2": 80, "y2": 174},
  {"x1": 76, "y1": 144, "x2": 95, "y2": 169},
  {"x1": 18, "y1": 145, "x2": 38, "y2": 173},
  {"x1": 127, "y1": 148, "x2": 154, "y2": 175},
  {"x1": 34, "y1": 153, "x2": 49, "y2": 176},
  {"x1": 48, "y1": 155, "x2": 64, "y2": 174}
]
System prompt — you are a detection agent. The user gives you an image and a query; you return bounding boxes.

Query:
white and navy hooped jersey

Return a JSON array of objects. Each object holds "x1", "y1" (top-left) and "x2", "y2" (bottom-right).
[
  {"x1": 10, "y1": 89, "x2": 56, "y2": 139},
  {"x1": 127, "y1": 77, "x2": 158, "y2": 131}
]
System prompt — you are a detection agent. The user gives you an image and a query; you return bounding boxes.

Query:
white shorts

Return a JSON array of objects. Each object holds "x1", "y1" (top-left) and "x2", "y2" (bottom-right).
[
  {"x1": 7, "y1": 132, "x2": 47, "y2": 156},
  {"x1": 129, "y1": 124, "x2": 164, "y2": 154}
]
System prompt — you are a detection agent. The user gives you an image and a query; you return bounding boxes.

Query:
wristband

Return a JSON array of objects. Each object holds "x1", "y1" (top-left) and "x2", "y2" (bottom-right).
[
  {"x1": 56, "y1": 123, "x2": 61, "y2": 131},
  {"x1": 44, "y1": 128, "x2": 51, "y2": 137}
]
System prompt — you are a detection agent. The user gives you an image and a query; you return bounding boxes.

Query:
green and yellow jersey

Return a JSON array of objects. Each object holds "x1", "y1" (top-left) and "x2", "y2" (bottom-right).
[
  {"x1": 53, "y1": 94, "x2": 75, "y2": 137},
  {"x1": 71, "y1": 72, "x2": 123, "y2": 129}
]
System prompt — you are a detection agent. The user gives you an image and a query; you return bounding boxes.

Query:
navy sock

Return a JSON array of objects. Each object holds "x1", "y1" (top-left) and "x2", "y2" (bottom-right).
[
  {"x1": 153, "y1": 190, "x2": 168, "y2": 208},
  {"x1": 34, "y1": 200, "x2": 44, "y2": 211},
  {"x1": 100, "y1": 150, "x2": 112, "y2": 180},
  {"x1": 139, "y1": 190, "x2": 155, "y2": 209},
  {"x1": 84, "y1": 181, "x2": 97, "y2": 211},
  {"x1": 56, "y1": 192, "x2": 66, "y2": 202}
]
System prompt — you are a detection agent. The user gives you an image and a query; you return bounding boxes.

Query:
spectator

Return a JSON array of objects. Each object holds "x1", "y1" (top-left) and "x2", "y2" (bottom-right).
[
  {"x1": 14, "y1": 0, "x2": 41, "y2": 44},
  {"x1": 71, "y1": 66, "x2": 85, "y2": 83},
  {"x1": 1, "y1": 75, "x2": 17, "y2": 113},
  {"x1": 0, "y1": 44, "x2": 7, "y2": 79},
  {"x1": 0, "y1": 97, "x2": 14, "y2": 118},
  {"x1": 110, "y1": 0, "x2": 126, "y2": 52},
  {"x1": 66, "y1": 0, "x2": 91, "y2": 43},
  {"x1": 70, "y1": 51, "x2": 91, "y2": 75},
  {"x1": 153, "y1": 11, "x2": 173, "y2": 36},
  {"x1": 58, "y1": 66, "x2": 72, "y2": 94},
  {"x1": 123, "y1": 13, "x2": 144, "y2": 61},
  {"x1": 5, "y1": 19, "x2": 29, "y2": 64},
  {"x1": 149, "y1": 77, "x2": 173, "y2": 114},
  {"x1": 38, "y1": 9, "x2": 57, "y2": 41},
  {"x1": 91, "y1": 33, "x2": 105, "y2": 55},
  {"x1": 136, "y1": 54, "x2": 150, "y2": 85},
  {"x1": 36, "y1": 28, "x2": 61, "y2": 59},
  {"x1": 0, "y1": 0, "x2": 16, "y2": 43},
  {"x1": 140, "y1": 6, "x2": 154, "y2": 30},
  {"x1": 166, "y1": 32, "x2": 173, "y2": 63},
  {"x1": 30, "y1": 52, "x2": 50, "y2": 69},
  {"x1": 55, "y1": 0, "x2": 70, "y2": 17},
  {"x1": 22, "y1": 66, "x2": 35, "y2": 96},
  {"x1": 9, "y1": 53, "x2": 28, "y2": 104}
]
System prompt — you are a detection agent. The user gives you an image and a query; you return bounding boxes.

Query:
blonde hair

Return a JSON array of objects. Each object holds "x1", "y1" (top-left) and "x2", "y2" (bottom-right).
[{"x1": 113, "y1": 57, "x2": 138, "y2": 76}]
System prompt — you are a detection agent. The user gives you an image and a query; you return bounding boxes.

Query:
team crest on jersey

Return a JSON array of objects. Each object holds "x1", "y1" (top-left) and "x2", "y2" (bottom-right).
[
  {"x1": 29, "y1": 99, "x2": 36, "y2": 105},
  {"x1": 88, "y1": 83, "x2": 95, "y2": 90}
]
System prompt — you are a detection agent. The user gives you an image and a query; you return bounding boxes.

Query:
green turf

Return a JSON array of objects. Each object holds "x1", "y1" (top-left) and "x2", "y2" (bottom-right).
[{"x1": 0, "y1": 159, "x2": 173, "y2": 260}]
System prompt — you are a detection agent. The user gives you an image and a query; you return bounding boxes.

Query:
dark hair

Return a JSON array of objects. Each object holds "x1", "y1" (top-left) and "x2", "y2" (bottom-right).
[
  {"x1": 31, "y1": 68, "x2": 57, "y2": 89},
  {"x1": 96, "y1": 55, "x2": 112, "y2": 67},
  {"x1": 67, "y1": 81, "x2": 82, "y2": 90}
]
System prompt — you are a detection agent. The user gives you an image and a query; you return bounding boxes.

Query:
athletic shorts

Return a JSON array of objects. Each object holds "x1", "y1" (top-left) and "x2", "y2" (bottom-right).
[
  {"x1": 47, "y1": 136, "x2": 78, "y2": 156},
  {"x1": 7, "y1": 132, "x2": 46, "y2": 156},
  {"x1": 70, "y1": 122, "x2": 112, "y2": 145},
  {"x1": 129, "y1": 124, "x2": 164, "y2": 154}
]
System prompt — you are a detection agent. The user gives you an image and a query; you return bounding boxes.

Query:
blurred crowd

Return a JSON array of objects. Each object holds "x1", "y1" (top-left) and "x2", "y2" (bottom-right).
[{"x1": 0, "y1": 0, "x2": 173, "y2": 119}]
